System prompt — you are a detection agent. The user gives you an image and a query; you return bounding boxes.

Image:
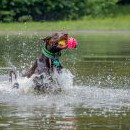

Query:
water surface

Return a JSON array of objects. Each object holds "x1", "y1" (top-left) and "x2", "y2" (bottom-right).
[{"x1": 0, "y1": 33, "x2": 130, "y2": 130}]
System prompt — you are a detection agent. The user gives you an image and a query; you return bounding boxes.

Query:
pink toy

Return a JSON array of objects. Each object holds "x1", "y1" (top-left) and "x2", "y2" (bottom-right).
[{"x1": 67, "y1": 37, "x2": 78, "y2": 49}]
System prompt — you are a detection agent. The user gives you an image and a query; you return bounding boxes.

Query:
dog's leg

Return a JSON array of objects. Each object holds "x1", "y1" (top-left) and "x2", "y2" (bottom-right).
[{"x1": 23, "y1": 61, "x2": 37, "y2": 78}]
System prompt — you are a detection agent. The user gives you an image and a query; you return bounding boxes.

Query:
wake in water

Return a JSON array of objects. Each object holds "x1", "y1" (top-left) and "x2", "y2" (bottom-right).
[
  {"x1": 0, "y1": 66, "x2": 130, "y2": 113},
  {"x1": 0, "y1": 68, "x2": 74, "y2": 95}
]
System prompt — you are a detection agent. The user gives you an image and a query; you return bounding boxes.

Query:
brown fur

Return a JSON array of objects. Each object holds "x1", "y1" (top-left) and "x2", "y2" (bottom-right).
[{"x1": 24, "y1": 32, "x2": 68, "y2": 78}]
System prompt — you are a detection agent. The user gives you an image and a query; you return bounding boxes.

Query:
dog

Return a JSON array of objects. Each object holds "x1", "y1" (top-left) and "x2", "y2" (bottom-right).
[{"x1": 23, "y1": 32, "x2": 77, "y2": 93}]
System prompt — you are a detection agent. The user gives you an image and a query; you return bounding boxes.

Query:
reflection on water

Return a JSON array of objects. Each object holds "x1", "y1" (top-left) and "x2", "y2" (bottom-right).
[
  {"x1": 0, "y1": 34, "x2": 130, "y2": 130},
  {"x1": 0, "y1": 85, "x2": 130, "y2": 130}
]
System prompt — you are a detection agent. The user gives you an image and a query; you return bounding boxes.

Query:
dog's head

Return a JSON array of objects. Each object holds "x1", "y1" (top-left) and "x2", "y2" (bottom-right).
[{"x1": 43, "y1": 32, "x2": 68, "y2": 46}]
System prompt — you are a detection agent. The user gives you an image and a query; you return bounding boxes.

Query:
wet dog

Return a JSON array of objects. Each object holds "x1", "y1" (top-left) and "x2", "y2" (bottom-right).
[{"x1": 22, "y1": 32, "x2": 77, "y2": 92}]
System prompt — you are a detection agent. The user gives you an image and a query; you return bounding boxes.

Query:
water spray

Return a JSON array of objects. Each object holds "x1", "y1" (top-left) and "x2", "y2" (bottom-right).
[{"x1": 0, "y1": 66, "x2": 20, "y2": 88}]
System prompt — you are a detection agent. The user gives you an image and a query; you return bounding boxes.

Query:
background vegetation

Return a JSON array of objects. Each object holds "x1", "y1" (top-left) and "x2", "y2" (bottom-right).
[{"x1": 0, "y1": 0, "x2": 130, "y2": 22}]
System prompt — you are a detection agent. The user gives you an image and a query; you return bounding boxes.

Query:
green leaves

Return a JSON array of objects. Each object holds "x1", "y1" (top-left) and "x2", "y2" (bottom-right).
[
  {"x1": 0, "y1": 0, "x2": 120, "y2": 22},
  {"x1": 87, "y1": 0, "x2": 119, "y2": 17}
]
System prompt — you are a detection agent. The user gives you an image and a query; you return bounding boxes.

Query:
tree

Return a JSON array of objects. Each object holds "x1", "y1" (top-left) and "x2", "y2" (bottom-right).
[{"x1": 0, "y1": 0, "x2": 120, "y2": 22}]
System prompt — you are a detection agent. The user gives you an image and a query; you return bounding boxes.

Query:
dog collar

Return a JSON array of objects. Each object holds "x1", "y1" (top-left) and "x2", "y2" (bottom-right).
[{"x1": 42, "y1": 46, "x2": 55, "y2": 59}]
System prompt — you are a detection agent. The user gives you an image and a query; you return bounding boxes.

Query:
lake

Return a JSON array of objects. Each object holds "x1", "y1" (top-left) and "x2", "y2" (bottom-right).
[{"x1": 0, "y1": 33, "x2": 130, "y2": 130}]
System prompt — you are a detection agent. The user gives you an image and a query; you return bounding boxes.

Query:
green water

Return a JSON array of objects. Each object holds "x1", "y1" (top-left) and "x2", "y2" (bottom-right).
[{"x1": 0, "y1": 33, "x2": 130, "y2": 130}]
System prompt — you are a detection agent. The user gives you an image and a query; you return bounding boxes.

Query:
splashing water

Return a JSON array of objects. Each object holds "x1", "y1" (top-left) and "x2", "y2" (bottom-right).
[
  {"x1": 1, "y1": 34, "x2": 130, "y2": 130},
  {"x1": 0, "y1": 68, "x2": 74, "y2": 103},
  {"x1": 0, "y1": 67, "x2": 130, "y2": 113}
]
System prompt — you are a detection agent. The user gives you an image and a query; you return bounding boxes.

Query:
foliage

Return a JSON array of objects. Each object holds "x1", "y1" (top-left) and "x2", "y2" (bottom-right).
[
  {"x1": 0, "y1": 0, "x2": 120, "y2": 22},
  {"x1": 87, "y1": 0, "x2": 119, "y2": 17},
  {"x1": 18, "y1": 15, "x2": 32, "y2": 22}
]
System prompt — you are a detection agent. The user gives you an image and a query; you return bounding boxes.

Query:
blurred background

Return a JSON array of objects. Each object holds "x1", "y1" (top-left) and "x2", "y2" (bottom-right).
[{"x1": 0, "y1": 0, "x2": 130, "y2": 22}]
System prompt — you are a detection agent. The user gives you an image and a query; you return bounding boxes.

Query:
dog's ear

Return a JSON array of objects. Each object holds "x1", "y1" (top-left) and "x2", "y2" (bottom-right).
[
  {"x1": 59, "y1": 33, "x2": 68, "y2": 40},
  {"x1": 64, "y1": 33, "x2": 69, "y2": 38},
  {"x1": 43, "y1": 33, "x2": 68, "y2": 45},
  {"x1": 43, "y1": 36, "x2": 52, "y2": 43},
  {"x1": 43, "y1": 33, "x2": 57, "y2": 42},
  {"x1": 64, "y1": 33, "x2": 68, "y2": 37}
]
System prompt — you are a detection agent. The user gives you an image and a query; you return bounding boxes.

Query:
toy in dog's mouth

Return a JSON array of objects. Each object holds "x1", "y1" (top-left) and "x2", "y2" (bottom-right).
[
  {"x1": 58, "y1": 37, "x2": 78, "y2": 49},
  {"x1": 67, "y1": 37, "x2": 78, "y2": 49}
]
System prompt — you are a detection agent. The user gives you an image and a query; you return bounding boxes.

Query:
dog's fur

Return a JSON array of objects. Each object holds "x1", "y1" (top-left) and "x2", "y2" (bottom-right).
[
  {"x1": 24, "y1": 32, "x2": 68, "y2": 78},
  {"x1": 23, "y1": 32, "x2": 69, "y2": 93}
]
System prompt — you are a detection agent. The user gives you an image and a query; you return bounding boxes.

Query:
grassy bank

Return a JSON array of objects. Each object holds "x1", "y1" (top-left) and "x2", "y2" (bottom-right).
[{"x1": 0, "y1": 15, "x2": 130, "y2": 31}]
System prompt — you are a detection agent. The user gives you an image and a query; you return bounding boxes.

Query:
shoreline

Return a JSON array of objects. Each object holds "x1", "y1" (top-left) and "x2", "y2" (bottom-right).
[{"x1": 0, "y1": 30, "x2": 130, "y2": 35}]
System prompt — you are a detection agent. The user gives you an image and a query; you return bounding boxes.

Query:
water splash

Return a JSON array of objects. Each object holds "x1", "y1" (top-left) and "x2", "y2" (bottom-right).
[
  {"x1": 0, "y1": 68, "x2": 130, "y2": 112},
  {"x1": 0, "y1": 68, "x2": 74, "y2": 93}
]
